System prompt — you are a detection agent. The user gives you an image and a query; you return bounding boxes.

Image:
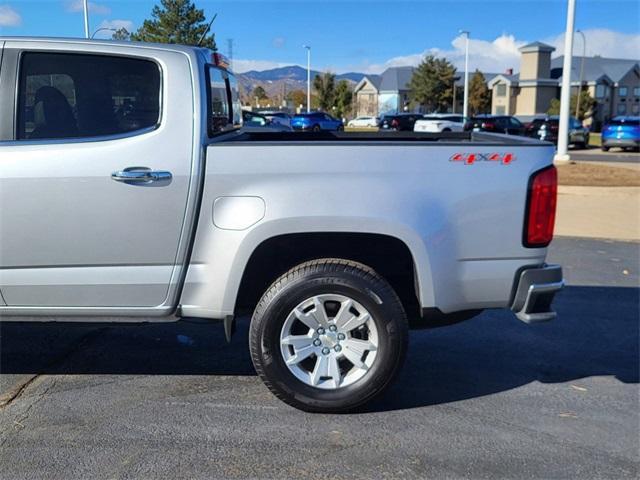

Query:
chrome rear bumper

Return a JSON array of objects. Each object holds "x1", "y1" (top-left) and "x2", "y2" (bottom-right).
[{"x1": 511, "y1": 264, "x2": 564, "y2": 323}]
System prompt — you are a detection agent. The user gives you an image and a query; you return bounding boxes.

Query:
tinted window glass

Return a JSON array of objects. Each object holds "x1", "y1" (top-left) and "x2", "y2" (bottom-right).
[
  {"x1": 18, "y1": 52, "x2": 160, "y2": 140},
  {"x1": 208, "y1": 67, "x2": 231, "y2": 134}
]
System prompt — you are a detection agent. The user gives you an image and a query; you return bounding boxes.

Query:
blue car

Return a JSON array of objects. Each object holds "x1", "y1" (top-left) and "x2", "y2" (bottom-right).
[
  {"x1": 601, "y1": 116, "x2": 640, "y2": 151},
  {"x1": 291, "y1": 112, "x2": 343, "y2": 132}
]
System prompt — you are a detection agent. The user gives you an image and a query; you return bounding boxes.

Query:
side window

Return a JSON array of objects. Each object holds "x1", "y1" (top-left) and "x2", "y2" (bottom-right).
[
  {"x1": 208, "y1": 66, "x2": 230, "y2": 134},
  {"x1": 17, "y1": 52, "x2": 161, "y2": 141},
  {"x1": 509, "y1": 117, "x2": 522, "y2": 128}
]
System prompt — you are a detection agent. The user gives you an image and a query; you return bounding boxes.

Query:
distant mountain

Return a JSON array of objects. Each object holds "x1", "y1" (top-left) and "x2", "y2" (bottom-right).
[
  {"x1": 235, "y1": 65, "x2": 380, "y2": 102},
  {"x1": 238, "y1": 65, "x2": 377, "y2": 84}
]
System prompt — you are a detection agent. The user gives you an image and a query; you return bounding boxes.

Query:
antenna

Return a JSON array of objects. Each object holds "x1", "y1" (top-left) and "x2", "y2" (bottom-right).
[{"x1": 197, "y1": 13, "x2": 218, "y2": 47}]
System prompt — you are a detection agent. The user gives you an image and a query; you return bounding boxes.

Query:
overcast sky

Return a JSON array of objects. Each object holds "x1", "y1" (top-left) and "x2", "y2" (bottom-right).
[{"x1": 1, "y1": 0, "x2": 638, "y2": 73}]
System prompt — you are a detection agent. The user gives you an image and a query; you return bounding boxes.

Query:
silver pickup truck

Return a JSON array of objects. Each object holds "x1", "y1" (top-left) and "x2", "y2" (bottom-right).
[{"x1": 0, "y1": 38, "x2": 563, "y2": 412}]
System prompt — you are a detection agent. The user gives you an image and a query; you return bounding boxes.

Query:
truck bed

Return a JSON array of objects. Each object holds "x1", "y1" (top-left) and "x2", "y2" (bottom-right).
[{"x1": 217, "y1": 130, "x2": 549, "y2": 146}]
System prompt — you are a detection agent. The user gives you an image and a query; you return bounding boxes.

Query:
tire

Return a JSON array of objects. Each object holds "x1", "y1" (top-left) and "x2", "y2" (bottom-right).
[
  {"x1": 312, "y1": 125, "x2": 321, "y2": 132},
  {"x1": 602, "y1": 146, "x2": 609, "y2": 152},
  {"x1": 337, "y1": 125, "x2": 344, "y2": 132},
  {"x1": 249, "y1": 258, "x2": 408, "y2": 413},
  {"x1": 442, "y1": 128, "x2": 451, "y2": 132}
]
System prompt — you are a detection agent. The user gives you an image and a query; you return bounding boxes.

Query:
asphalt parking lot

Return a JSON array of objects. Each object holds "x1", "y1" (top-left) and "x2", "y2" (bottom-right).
[{"x1": 1, "y1": 236, "x2": 638, "y2": 479}]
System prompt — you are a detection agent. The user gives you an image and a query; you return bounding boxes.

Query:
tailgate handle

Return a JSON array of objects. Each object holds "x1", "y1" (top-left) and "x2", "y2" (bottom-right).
[{"x1": 111, "y1": 167, "x2": 172, "y2": 185}]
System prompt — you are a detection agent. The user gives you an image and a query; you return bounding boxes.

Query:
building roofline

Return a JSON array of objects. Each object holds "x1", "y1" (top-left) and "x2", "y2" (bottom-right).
[{"x1": 519, "y1": 41, "x2": 555, "y2": 54}]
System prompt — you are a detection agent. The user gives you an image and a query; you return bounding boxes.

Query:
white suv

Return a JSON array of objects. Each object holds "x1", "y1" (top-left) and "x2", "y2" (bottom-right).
[{"x1": 414, "y1": 114, "x2": 465, "y2": 133}]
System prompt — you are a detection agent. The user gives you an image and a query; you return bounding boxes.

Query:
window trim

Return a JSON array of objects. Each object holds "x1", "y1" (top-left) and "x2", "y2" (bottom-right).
[{"x1": 14, "y1": 49, "x2": 164, "y2": 143}]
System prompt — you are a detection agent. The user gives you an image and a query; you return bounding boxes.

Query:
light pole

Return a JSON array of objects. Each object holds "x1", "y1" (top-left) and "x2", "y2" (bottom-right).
[
  {"x1": 555, "y1": 0, "x2": 576, "y2": 164},
  {"x1": 459, "y1": 30, "x2": 470, "y2": 121},
  {"x1": 83, "y1": 0, "x2": 89, "y2": 39},
  {"x1": 575, "y1": 29, "x2": 586, "y2": 120},
  {"x1": 303, "y1": 45, "x2": 311, "y2": 113}
]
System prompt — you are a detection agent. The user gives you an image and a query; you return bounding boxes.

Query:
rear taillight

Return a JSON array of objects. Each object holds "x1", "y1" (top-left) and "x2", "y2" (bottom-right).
[
  {"x1": 391, "y1": 119, "x2": 399, "y2": 128},
  {"x1": 482, "y1": 122, "x2": 495, "y2": 130},
  {"x1": 524, "y1": 166, "x2": 557, "y2": 247}
]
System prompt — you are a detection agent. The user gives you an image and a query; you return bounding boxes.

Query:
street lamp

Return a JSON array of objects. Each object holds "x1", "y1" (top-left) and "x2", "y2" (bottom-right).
[
  {"x1": 575, "y1": 30, "x2": 586, "y2": 119},
  {"x1": 303, "y1": 45, "x2": 311, "y2": 113},
  {"x1": 555, "y1": 0, "x2": 576, "y2": 164},
  {"x1": 459, "y1": 30, "x2": 470, "y2": 121},
  {"x1": 91, "y1": 27, "x2": 122, "y2": 39},
  {"x1": 83, "y1": 0, "x2": 89, "y2": 38}
]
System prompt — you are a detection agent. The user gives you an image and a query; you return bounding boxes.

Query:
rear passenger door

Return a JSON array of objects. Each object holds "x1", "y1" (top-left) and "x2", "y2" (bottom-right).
[{"x1": 0, "y1": 43, "x2": 195, "y2": 312}]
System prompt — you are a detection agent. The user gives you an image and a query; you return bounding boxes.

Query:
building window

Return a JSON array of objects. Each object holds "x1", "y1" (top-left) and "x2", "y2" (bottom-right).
[
  {"x1": 596, "y1": 84, "x2": 605, "y2": 98},
  {"x1": 634, "y1": 87, "x2": 640, "y2": 97},
  {"x1": 496, "y1": 105, "x2": 506, "y2": 115},
  {"x1": 632, "y1": 103, "x2": 640, "y2": 114},
  {"x1": 496, "y1": 84, "x2": 507, "y2": 97},
  {"x1": 617, "y1": 103, "x2": 627, "y2": 115},
  {"x1": 619, "y1": 86, "x2": 628, "y2": 97}
]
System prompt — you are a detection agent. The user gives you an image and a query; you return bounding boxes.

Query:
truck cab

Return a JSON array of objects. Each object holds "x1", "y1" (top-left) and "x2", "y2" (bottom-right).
[{"x1": 0, "y1": 38, "x2": 239, "y2": 313}]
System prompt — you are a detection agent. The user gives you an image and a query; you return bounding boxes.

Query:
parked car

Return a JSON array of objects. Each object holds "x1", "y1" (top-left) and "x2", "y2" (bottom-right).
[
  {"x1": 0, "y1": 38, "x2": 564, "y2": 413},
  {"x1": 601, "y1": 116, "x2": 640, "y2": 151},
  {"x1": 524, "y1": 116, "x2": 589, "y2": 149},
  {"x1": 261, "y1": 111, "x2": 292, "y2": 128},
  {"x1": 291, "y1": 112, "x2": 343, "y2": 131},
  {"x1": 464, "y1": 115, "x2": 526, "y2": 136},
  {"x1": 379, "y1": 113, "x2": 424, "y2": 131},
  {"x1": 414, "y1": 114, "x2": 465, "y2": 133},
  {"x1": 347, "y1": 116, "x2": 379, "y2": 128},
  {"x1": 242, "y1": 110, "x2": 292, "y2": 132}
]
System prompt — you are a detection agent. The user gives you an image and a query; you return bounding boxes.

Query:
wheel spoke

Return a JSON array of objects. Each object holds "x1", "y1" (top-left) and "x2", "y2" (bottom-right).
[
  {"x1": 281, "y1": 335, "x2": 313, "y2": 349},
  {"x1": 310, "y1": 297, "x2": 330, "y2": 328},
  {"x1": 338, "y1": 312, "x2": 370, "y2": 333},
  {"x1": 327, "y1": 355, "x2": 342, "y2": 388},
  {"x1": 342, "y1": 338, "x2": 376, "y2": 370},
  {"x1": 309, "y1": 355, "x2": 329, "y2": 385},
  {"x1": 286, "y1": 344, "x2": 316, "y2": 365},
  {"x1": 333, "y1": 299, "x2": 354, "y2": 330},
  {"x1": 343, "y1": 338, "x2": 377, "y2": 354},
  {"x1": 293, "y1": 307, "x2": 319, "y2": 330}
]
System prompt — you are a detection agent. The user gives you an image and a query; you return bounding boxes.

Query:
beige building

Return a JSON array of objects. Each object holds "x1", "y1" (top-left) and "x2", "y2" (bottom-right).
[{"x1": 489, "y1": 41, "x2": 640, "y2": 130}]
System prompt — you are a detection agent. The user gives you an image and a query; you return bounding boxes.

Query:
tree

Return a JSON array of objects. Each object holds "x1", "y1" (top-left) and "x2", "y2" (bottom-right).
[
  {"x1": 111, "y1": 28, "x2": 131, "y2": 41},
  {"x1": 468, "y1": 70, "x2": 491, "y2": 115},
  {"x1": 287, "y1": 89, "x2": 307, "y2": 108},
  {"x1": 131, "y1": 0, "x2": 216, "y2": 50},
  {"x1": 253, "y1": 86, "x2": 268, "y2": 100},
  {"x1": 334, "y1": 80, "x2": 353, "y2": 118},
  {"x1": 408, "y1": 55, "x2": 456, "y2": 112},
  {"x1": 547, "y1": 90, "x2": 597, "y2": 120},
  {"x1": 313, "y1": 72, "x2": 336, "y2": 111}
]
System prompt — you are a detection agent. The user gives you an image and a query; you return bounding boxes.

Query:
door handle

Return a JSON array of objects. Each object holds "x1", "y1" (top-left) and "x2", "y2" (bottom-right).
[{"x1": 111, "y1": 167, "x2": 172, "y2": 184}]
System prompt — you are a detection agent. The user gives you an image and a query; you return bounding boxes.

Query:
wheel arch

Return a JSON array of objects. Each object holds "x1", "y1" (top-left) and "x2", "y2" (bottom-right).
[{"x1": 233, "y1": 230, "x2": 429, "y2": 322}]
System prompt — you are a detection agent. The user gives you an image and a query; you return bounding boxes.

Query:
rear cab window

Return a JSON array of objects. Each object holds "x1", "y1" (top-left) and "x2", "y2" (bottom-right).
[
  {"x1": 17, "y1": 52, "x2": 161, "y2": 141},
  {"x1": 206, "y1": 65, "x2": 242, "y2": 136}
]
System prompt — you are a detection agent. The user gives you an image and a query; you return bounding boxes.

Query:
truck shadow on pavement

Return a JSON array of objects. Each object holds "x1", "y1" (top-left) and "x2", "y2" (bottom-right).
[{"x1": 1, "y1": 285, "x2": 638, "y2": 412}]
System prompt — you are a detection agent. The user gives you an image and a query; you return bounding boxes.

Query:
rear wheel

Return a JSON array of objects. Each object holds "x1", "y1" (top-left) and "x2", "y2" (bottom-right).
[
  {"x1": 312, "y1": 124, "x2": 321, "y2": 132},
  {"x1": 602, "y1": 146, "x2": 610, "y2": 152},
  {"x1": 249, "y1": 259, "x2": 408, "y2": 412}
]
